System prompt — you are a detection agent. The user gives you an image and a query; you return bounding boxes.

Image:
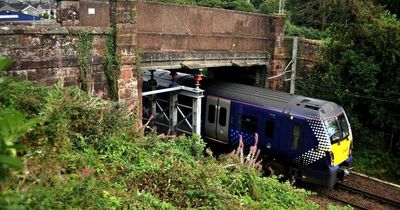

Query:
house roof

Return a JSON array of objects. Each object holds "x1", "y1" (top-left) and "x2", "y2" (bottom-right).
[
  {"x1": 0, "y1": 5, "x2": 17, "y2": 12},
  {"x1": 37, "y1": 3, "x2": 56, "y2": 10},
  {"x1": 21, "y1": 5, "x2": 39, "y2": 12},
  {"x1": 3, "y1": 3, "x2": 29, "y2": 11},
  {"x1": 0, "y1": 10, "x2": 41, "y2": 21}
]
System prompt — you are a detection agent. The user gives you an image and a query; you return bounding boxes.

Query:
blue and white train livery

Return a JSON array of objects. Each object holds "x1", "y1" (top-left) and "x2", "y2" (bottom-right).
[{"x1": 144, "y1": 70, "x2": 353, "y2": 187}]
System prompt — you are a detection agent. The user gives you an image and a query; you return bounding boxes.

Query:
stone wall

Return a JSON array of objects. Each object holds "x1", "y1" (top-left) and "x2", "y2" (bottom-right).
[
  {"x1": 0, "y1": 1, "x2": 317, "y2": 105},
  {"x1": 1, "y1": 0, "x2": 139, "y2": 104},
  {"x1": 0, "y1": 24, "x2": 110, "y2": 98}
]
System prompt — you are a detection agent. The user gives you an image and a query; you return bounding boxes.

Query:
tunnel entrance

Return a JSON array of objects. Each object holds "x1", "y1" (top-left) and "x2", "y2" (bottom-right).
[
  {"x1": 206, "y1": 66, "x2": 267, "y2": 88},
  {"x1": 141, "y1": 65, "x2": 269, "y2": 136}
]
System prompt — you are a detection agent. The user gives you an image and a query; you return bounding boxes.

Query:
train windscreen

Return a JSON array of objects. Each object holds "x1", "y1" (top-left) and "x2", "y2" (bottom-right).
[
  {"x1": 337, "y1": 114, "x2": 350, "y2": 139},
  {"x1": 324, "y1": 114, "x2": 350, "y2": 144}
]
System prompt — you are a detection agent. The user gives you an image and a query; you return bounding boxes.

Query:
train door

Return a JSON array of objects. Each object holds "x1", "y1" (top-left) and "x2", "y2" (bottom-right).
[
  {"x1": 289, "y1": 118, "x2": 305, "y2": 164},
  {"x1": 263, "y1": 115, "x2": 276, "y2": 153},
  {"x1": 205, "y1": 96, "x2": 231, "y2": 143}
]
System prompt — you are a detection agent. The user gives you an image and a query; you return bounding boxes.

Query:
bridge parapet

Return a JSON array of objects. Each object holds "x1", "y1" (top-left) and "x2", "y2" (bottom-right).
[
  {"x1": 136, "y1": 1, "x2": 284, "y2": 70},
  {"x1": 140, "y1": 51, "x2": 270, "y2": 70}
]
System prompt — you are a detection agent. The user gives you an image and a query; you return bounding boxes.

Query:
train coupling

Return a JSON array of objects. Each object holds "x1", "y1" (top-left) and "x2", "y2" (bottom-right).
[
  {"x1": 338, "y1": 167, "x2": 351, "y2": 181},
  {"x1": 343, "y1": 169, "x2": 350, "y2": 177}
]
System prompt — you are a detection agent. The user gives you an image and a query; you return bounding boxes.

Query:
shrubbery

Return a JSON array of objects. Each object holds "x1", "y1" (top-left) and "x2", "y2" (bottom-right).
[
  {"x1": 156, "y1": 0, "x2": 256, "y2": 12},
  {"x1": 0, "y1": 77, "x2": 323, "y2": 209},
  {"x1": 284, "y1": 20, "x2": 328, "y2": 40}
]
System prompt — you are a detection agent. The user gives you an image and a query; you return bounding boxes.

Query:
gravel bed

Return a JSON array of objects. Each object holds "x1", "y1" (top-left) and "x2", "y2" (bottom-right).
[
  {"x1": 303, "y1": 173, "x2": 400, "y2": 209},
  {"x1": 342, "y1": 173, "x2": 400, "y2": 202}
]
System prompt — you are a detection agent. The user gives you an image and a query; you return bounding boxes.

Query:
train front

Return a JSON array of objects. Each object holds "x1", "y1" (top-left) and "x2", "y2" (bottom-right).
[
  {"x1": 308, "y1": 102, "x2": 353, "y2": 187},
  {"x1": 297, "y1": 101, "x2": 353, "y2": 187},
  {"x1": 323, "y1": 108, "x2": 353, "y2": 184}
]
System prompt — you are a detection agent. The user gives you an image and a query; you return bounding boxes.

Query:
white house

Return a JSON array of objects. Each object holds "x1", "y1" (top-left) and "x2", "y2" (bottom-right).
[
  {"x1": 21, "y1": 4, "x2": 39, "y2": 16},
  {"x1": 37, "y1": 3, "x2": 56, "y2": 19}
]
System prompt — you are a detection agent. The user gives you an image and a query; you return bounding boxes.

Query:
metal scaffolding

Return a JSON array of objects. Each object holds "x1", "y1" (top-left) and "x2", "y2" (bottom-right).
[{"x1": 142, "y1": 70, "x2": 204, "y2": 135}]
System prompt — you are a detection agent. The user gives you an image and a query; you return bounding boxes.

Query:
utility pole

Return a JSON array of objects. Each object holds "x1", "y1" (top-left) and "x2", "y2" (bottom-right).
[
  {"x1": 279, "y1": 0, "x2": 285, "y2": 14},
  {"x1": 290, "y1": 37, "x2": 298, "y2": 95},
  {"x1": 266, "y1": 37, "x2": 298, "y2": 93}
]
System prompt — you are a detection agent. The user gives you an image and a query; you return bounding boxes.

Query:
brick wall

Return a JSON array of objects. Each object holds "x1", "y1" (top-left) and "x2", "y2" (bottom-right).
[
  {"x1": 0, "y1": 24, "x2": 111, "y2": 98},
  {"x1": 270, "y1": 36, "x2": 320, "y2": 91},
  {"x1": 111, "y1": 0, "x2": 140, "y2": 111},
  {"x1": 136, "y1": 1, "x2": 284, "y2": 53}
]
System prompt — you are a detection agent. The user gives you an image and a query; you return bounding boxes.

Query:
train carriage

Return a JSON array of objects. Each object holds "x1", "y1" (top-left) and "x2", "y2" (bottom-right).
[
  {"x1": 143, "y1": 70, "x2": 353, "y2": 187},
  {"x1": 204, "y1": 82, "x2": 353, "y2": 187}
]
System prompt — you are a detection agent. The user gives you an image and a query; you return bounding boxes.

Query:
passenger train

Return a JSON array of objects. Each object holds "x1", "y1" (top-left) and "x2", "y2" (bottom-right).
[{"x1": 143, "y1": 70, "x2": 353, "y2": 187}]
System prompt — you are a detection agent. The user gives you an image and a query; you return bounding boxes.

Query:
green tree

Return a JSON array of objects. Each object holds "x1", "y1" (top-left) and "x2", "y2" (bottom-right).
[
  {"x1": 259, "y1": 0, "x2": 279, "y2": 14},
  {"x1": 156, "y1": 0, "x2": 256, "y2": 12},
  {"x1": 299, "y1": 1, "x2": 400, "y2": 159},
  {"x1": 222, "y1": 0, "x2": 256, "y2": 12},
  {"x1": 374, "y1": 0, "x2": 400, "y2": 17},
  {"x1": 287, "y1": 0, "x2": 383, "y2": 30}
]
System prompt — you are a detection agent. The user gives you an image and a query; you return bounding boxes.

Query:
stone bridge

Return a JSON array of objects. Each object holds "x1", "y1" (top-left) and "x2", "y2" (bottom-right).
[
  {"x1": 0, "y1": 0, "x2": 318, "y2": 105},
  {"x1": 135, "y1": 2, "x2": 282, "y2": 72}
]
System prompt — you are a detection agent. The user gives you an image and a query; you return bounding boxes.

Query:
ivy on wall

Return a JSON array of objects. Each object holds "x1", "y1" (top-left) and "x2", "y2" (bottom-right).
[
  {"x1": 104, "y1": 24, "x2": 120, "y2": 100},
  {"x1": 77, "y1": 32, "x2": 93, "y2": 93}
]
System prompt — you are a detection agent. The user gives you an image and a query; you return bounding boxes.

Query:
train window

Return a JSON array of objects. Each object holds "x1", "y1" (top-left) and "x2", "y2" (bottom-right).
[
  {"x1": 338, "y1": 114, "x2": 350, "y2": 139},
  {"x1": 291, "y1": 122, "x2": 302, "y2": 150},
  {"x1": 208, "y1": 105, "x2": 216, "y2": 123},
  {"x1": 219, "y1": 107, "x2": 227, "y2": 126},
  {"x1": 265, "y1": 120, "x2": 274, "y2": 138},
  {"x1": 240, "y1": 115, "x2": 258, "y2": 133},
  {"x1": 324, "y1": 118, "x2": 341, "y2": 143}
]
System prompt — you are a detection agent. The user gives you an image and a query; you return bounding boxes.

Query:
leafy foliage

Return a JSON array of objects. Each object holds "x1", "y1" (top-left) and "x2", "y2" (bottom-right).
[
  {"x1": 156, "y1": 0, "x2": 256, "y2": 12},
  {"x1": 374, "y1": 0, "x2": 400, "y2": 17},
  {"x1": 298, "y1": 0, "x2": 400, "y2": 182},
  {"x1": 286, "y1": 0, "x2": 383, "y2": 30},
  {"x1": 0, "y1": 109, "x2": 39, "y2": 181},
  {"x1": 104, "y1": 24, "x2": 120, "y2": 100},
  {"x1": 77, "y1": 32, "x2": 93, "y2": 93},
  {"x1": 285, "y1": 20, "x2": 328, "y2": 40},
  {"x1": 0, "y1": 57, "x2": 40, "y2": 181},
  {"x1": 259, "y1": 0, "x2": 279, "y2": 14}
]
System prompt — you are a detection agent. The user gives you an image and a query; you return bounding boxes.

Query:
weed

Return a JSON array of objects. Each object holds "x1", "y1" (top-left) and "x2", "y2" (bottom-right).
[{"x1": 77, "y1": 32, "x2": 93, "y2": 93}]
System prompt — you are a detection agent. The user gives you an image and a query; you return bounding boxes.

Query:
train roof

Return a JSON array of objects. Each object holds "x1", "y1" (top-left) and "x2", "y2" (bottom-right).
[
  {"x1": 204, "y1": 81, "x2": 339, "y2": 116},
  {"x1": 143, "y1": 70, "x2": 344, "y2": 119},
  {"x1": 205, "y1": 81, "x2": 294, "y2": 112}
]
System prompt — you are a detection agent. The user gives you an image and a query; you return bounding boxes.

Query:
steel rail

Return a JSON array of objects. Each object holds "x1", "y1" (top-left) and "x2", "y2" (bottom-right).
[
  {"x1": 327, "y1": 194, "x2": 367, "y2": 210},
  {"x1": 335, "y1": 183, "x2": 400, "y2": 208},
  {"x1": 350, "y1": 172, "x2": 400, "y2": 189}
]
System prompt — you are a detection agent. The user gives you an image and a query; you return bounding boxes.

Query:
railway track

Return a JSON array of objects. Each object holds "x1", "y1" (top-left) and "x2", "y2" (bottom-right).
[
  {"x1": 307, "y1": 172, "x2": 400, "y2": 209},
  {"x1": 335, "y1": 182, "x2": 400, "y2": 209},
  {"x1": 326, "y1": 194, "x2": 367, "y2": 210},
  {"x1": 351, "y1": 172, "x2": 400, "y2": 189}
]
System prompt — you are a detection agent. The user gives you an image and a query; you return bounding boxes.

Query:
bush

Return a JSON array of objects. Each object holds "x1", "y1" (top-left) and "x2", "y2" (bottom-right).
[
  {"x1": 285, "y1": 21, "x2": 328, "y2": 40},
  {"x1": 353, "y1": 147, "x2": 400, "y2": 183},
  {"x1": 155, "y1": 0, "x2": 256, "y2": 12},
  {"x1": 259, "y1": 0, "x2": 279, "y2": 14}
]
